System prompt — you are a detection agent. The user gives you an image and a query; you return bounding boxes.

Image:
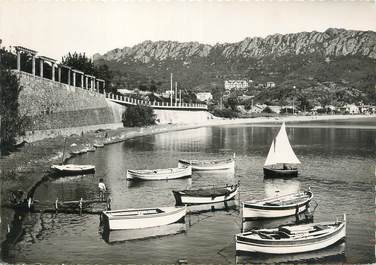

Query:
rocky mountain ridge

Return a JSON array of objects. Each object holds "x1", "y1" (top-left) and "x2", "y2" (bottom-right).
[{"x1": 94, "y1": 28, "x2": 376, "y2": 63}]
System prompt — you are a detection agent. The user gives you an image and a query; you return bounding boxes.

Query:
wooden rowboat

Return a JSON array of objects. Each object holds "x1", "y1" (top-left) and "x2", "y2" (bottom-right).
[
  {"x1": 126, "y1": 166, "x2": 192, "y2": 181},
  {"x1": 102, "y1": 206, "x2": 187, "y2": 230},
  {"x1": 172, "y1": 183, "x2": 239, "y2": 206},
  {"x1": 236, "y1": 215, "x2": 346, "y2": 254},
  {"x1": 51, "y1": 164, "x2": 95, "y2": 175},
  {"x1": 242, "y1": 190, "x2": 313, "y2": 219},
  {"x1": 178, "y1": 158, "x2": 235, "y2": 171}
]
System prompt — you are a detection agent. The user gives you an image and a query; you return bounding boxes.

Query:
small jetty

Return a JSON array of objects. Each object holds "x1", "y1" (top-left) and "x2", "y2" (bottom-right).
[{"x1": 31, "y1": 197, "x2": 112, "y2": 215}]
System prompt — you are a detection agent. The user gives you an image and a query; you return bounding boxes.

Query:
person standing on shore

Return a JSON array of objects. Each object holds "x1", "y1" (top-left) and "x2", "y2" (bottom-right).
[{"x1": 98, "y1": 178, "x2": 107, "y2": 201}]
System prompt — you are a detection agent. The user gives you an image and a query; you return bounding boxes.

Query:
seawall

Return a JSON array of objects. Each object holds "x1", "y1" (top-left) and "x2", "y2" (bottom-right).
[
  {"x1": 17, "y1": 71, "x2": 126, "y2": 130},
  {"x1": 154, "y1": 109, "x2": 214, "y2": 124},
  {"x1": 15, "y1": 71, "x2": 214, "y2": 142}
]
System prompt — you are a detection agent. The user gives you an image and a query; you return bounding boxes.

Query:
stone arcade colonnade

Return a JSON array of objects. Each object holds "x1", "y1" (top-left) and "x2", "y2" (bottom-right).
[
  {"x1": 13, "y1": 46, "x2": 208, "y2": 110},
  {"x1": 14, "y1": 46, "x2": 105, "y2": 92}
]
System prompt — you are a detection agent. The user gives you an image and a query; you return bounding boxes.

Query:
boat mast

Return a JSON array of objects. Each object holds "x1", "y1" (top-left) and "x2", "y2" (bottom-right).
[
  {"x1": 61, "y1": 137, "x2": 67, "y2": 165},
  {"x1": 170, "y1": 73, "x2": 173, "y2": 106}
]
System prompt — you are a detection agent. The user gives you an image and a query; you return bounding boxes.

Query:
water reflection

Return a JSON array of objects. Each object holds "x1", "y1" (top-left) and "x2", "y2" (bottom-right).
[
  {"x1": 263, "y1": 178, "x2": 301, "y2": 198},
  {"x1": 193, "y1": 169, "x2": 235, "y2": 181},
  {"x1": 101, "y1": 223, "x2": 186, "y2": 244},
  {"x1": 242, "y1": 212, "x2": 308, "y2": 232},
  {"x1": 126, "y1": 177, "x2": 192, "y2": 190},
  {"x1": 187, "y1": 200, "x2": 238, "y2": 214}
]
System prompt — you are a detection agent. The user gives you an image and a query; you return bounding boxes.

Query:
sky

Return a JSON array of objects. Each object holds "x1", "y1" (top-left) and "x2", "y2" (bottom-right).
[{"x1": 1, "y1": 1, "x2": 375, "y2": 60}]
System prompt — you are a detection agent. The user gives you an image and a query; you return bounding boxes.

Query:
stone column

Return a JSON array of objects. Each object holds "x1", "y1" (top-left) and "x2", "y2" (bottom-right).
[
  {"x1": 52, "y1": 64, "x2": 55, "y2": 81},
  {"x1": 73, "y1": 71, "x2": 76, "y2": 87},
  {"x1": 85, "y1": 76, "x2": 88, "y2": 89},
  {"x1": 58, "y1": 67, "x2": 61, "y2": 82},
  {"x1": 32, "y1": 55, "x2": 36, "y2": 75},
  {"x1": 81, "y1": 74, "x2": 84, "y2": 88},
  {"x1": 16, "y1": 50, "x2": 21, "y2": 71},
  {"x1": 39, "y1": 59, "x2": 43, "y2": 77},
  {"x1": 67, "y1": 68, "x2": 71, "y2": 85},
  {"x1": 92, "y1": 77, "x2": 96, "y2": 92}
]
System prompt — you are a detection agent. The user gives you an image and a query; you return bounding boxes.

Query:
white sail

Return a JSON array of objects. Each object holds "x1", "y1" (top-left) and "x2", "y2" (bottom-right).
[{"x1": 264, "y1": 122, "x2": 301, "y2": 166}]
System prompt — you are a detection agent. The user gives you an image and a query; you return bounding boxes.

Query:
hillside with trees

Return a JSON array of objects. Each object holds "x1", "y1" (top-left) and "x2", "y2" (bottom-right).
[{"x1": 93, "y1": 28, "x2": 376, "y2": 107}]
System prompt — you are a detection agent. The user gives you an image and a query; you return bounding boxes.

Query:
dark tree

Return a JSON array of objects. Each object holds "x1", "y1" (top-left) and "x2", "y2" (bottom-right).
[
  {"x1": 226, "y1": 96, "x2": 239, "y2": 111},
  {"x1": 0, "y1": 66, "x2": 27, "y2": 154},
  {"x1": 62, "y1": 52, "x2": 115, "y2": 93},
  {"x1": 62, "y1": 52, "x2": 95, "y2": 74},
  {"x1": 122, "y1": 105, "x2": 156, "y2": 127},
  {"x1": 262, "y1": 106, "x2": 274, "y2": 113}
]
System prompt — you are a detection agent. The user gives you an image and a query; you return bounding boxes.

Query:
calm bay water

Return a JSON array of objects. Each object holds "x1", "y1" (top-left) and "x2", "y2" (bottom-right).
[{"x1": 7, "y1": 118, "x2": 376, "y2": 264}]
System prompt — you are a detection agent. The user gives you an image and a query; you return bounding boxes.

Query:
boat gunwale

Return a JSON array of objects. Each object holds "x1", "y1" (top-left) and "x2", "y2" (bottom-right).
[
  {"x1": 236, "y1": 221, "x2": 345, "y2": 246},
  {"x1": 127, "y1": 166, "x2": 191, "y2": 176},
  {"x1": 103, "y1": 206, "x2": 186, "y2": 220},
  {"x1": 173, "y1": 184, "x2": 239, "y2": 198},
  {"x1": 243, "y1": 191, "x2": 313, "y2": 209},
  {"x1": 178, "y1": 158, "x2": 234, "y2": 166}
]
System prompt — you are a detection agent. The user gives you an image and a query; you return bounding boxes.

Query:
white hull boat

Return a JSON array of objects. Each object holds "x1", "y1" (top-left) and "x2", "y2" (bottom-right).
[
  {"x1": 242, "y1": 191, "x2": 313, "y2": 219},
  {"x1": 236, "y1": 215, "x2": 346, "y2": 254},
  {"x1": 173, "y1": 184, "x2": 239, "y2": 206},
  {"x1": 178, "y1": 158, "x2": 235, "y2": 171},
  {"x1": 102, "y1": 206, "x2": 187, "y2": 230},
  {"x1": 126, "y1": 166, "x2": 192, "y2": 181},
  {"x1": 51, "y1": 164, "x2": 95, "y2": 175}
]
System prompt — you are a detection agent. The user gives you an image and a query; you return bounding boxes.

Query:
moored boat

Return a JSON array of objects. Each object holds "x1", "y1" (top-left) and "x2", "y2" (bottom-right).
[
  {"x1": 242, "y1": 190, "x2": 313, "y2": 219},
  {"x1": 263, "y1": 122, "x2": 301, "y2": 178},
  {"x1": 51, "y1": 164, "x2": 95, "y2": 175},
  {"x1": 178, "y1": 158, "x2": 235, "y2": 171},
  {"x1": 236, "y1": 215, "x2": 346, "y2": 254},
  {"x1": 93, "y1": 143, "x2": 104, "y2": 148},
  {"x1": 172, "y1": 183, "x2": 239, "y2": 206},
  {"x1": 86, "y1": 146, "x2": 96, "y2": 152},
  {"x1": 126, "y1": 166, "x2": 192, "y2": 181},
  {"x1": 102, "y1": 206, "x2": 187, "y2": 230}
]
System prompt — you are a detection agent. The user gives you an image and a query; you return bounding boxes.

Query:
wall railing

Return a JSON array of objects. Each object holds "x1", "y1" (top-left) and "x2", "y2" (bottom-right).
[
  {"x1": 105, "y1": 92, "x2": 208, "y2": 110},
  {"x1": 14, "y1": 70, "x2": 208, "y2": 110}
]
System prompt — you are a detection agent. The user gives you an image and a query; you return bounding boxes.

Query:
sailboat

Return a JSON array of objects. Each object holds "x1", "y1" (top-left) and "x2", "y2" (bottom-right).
[
  {"x1": 263, "y1": 122, "x2": 300, "y2": 178},
  {"x1": 51, "y1": 138, "x2": 95, "y2": 176}
]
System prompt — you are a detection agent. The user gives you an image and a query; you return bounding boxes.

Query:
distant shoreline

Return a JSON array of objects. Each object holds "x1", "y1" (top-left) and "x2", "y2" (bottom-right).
[{"x1": 173, "y1": 114, "x2": 376, "y2": 129}]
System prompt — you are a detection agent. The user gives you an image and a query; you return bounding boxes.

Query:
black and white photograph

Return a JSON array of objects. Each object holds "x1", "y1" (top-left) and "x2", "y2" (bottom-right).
[{"x1": 0, "y1": 1, "x2": 375, "y2": 264}]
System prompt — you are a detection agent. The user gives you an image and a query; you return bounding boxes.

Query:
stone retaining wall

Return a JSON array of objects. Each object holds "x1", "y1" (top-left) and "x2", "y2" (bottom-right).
[{"x1": 16, "y1": 72, "x2": 126, "y2": 131}]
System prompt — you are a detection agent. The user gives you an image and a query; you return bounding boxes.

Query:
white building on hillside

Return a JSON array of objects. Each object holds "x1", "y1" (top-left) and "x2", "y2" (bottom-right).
[
  {"x1": 196, "y1": 92, "x2": 213, "y2": 102},
  {"x1": 162, "y1": 90, "x2": 175, "y2": 98},
  {"x1": 341, "y1": 104, "x2": 360, "y2": 114},
  {"x1": 224, "y1": 80, "x2": 250, "y2": 90},
  {"x1": 118, "y1": 88, "x2": 136, "y2": 95}
]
